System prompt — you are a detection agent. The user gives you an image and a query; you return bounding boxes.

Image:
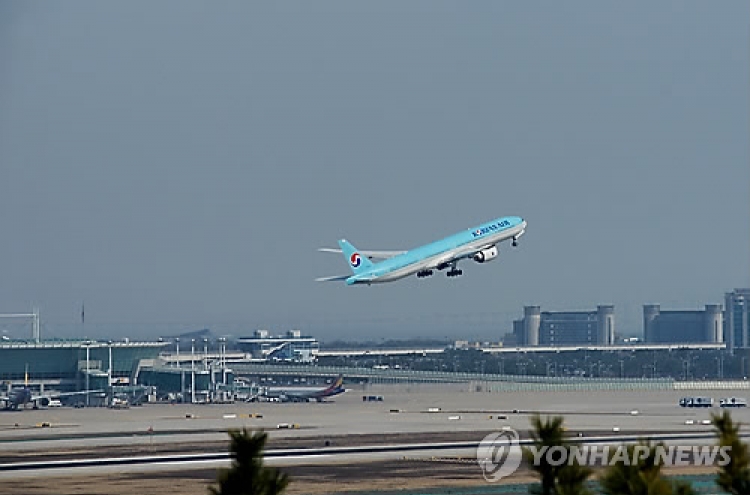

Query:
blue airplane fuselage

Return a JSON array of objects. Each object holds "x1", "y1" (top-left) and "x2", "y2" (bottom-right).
[{"x1": 345, "y1": 215, "x2": 526, "y2": 285}]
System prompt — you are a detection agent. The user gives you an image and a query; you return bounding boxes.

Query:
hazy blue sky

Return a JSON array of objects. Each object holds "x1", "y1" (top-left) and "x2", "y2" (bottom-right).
[{"x1": 1, "y1": 2, "x2": 748, "y2": 342}]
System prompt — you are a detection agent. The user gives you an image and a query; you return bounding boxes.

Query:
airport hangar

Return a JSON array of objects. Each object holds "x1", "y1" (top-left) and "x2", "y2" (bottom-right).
[{"x1": 0, "y1": 339, "x2": 233, "y2": 405}]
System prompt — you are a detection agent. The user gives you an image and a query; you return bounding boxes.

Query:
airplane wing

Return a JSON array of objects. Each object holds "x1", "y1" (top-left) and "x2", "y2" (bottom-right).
[
  {"x1": 318, "y1": 248, "x2": 406, "y2": 261},
  {"x1": 426, "y1": 244, "x2": 496, "y2": 269}
]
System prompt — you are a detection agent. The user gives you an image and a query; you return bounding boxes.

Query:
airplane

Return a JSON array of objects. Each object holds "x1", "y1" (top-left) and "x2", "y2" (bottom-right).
[
  {"x1": 0, "y1": 371, "x2": 103, "y2": 410},
  {"x1": 0, "y1": 387, "x2": 104, "y2": 410},
  {"x1": 247, "y1": 375, "x2": 347, "y2": 403},
  {"x1": 317, "y1": 215, "x2": 527, "y2": 285}
]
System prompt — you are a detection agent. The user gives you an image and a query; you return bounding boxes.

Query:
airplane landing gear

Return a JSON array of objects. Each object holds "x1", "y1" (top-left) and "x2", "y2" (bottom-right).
[
  {"x1": 447, "y1": 269, "x2": 463, "y2": 277},
  {"x1": 416, "y1": 270, "x2": 434, "y2": 278},
  {"x1": 512, "y1": 237, "x2": 519, "y2": 247}
]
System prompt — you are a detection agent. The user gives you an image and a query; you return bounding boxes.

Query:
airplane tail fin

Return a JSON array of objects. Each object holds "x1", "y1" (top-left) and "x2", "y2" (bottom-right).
[
  {"x1": 338, "y1": 239, "x2": 374, "y2": 275},
  {"x1": 323, "y1": 375, "x2": 344, "y2": 394}
]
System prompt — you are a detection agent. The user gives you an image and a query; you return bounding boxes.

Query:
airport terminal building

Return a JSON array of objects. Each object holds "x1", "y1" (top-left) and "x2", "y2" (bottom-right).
[
  {"x1": 511, "y1": 305, "x2": 615, "y2": 346},
  {"x1": 725, "y1": 289, "x2": 750, "y2": 349},
  {"x1": 0, "y1": 338, "x2": 240, "y2": 404},
  {"x1": 0, "y1": 339, "x2": 167, "y2": 400},
  {"x1": 643, "y1": 304, "x2": 723, "y2": 344},
  {"x1": 236, "y1": 329, "x2": 319, "y2": 363}
]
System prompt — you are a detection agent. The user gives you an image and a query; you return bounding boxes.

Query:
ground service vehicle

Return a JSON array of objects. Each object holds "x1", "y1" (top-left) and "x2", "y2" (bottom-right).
[
  {"x1": 720, "y1": 397, "x2": 747, "y2": 408},
  {"x1": 679, "y1": 397, "x2": 714, "y2": 407}
]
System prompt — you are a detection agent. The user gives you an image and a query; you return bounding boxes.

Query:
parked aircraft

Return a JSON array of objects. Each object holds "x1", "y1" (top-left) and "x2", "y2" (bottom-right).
[
  {"x1": 0, "y1": 371, "x2": 103, "y2": 410},
  {"x1": 0, "y1": 387, "x2": 104, "y2": 410},
  {"x1": 318, "y1": 216, "x2": 526, "y2": 285},
  {"x1": 247, "y1": 375, "x2": 346, "y2": 403}
]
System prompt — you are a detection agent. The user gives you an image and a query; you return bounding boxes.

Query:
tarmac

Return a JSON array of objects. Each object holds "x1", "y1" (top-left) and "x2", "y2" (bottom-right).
[
  {"x1": 0, "y1": 383, "x2": 745, "y2": 494},
  {"x1": 1, "y1": 384, "x2": 747, "y2": 446}
]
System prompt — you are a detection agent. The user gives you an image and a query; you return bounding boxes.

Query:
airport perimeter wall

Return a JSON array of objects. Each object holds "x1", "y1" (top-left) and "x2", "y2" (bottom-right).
[
  {"x1": 673, "y1": 380, "x2": 750, "y2": 390},
  {"x1": 474, "y1": 380, "x2": 750, "y2": 392}
]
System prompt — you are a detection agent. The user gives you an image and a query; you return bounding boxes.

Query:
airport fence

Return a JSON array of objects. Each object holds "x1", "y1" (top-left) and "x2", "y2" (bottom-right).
[
  {"x1": 231, "y1": 364, "x2": 681, "y2": 391},
  {"x1": 472, "y1": 380, "x2": 675, "y2": 392},
  {"x1": 673, "y1": 380, "x2": 750, "y2": 390}
]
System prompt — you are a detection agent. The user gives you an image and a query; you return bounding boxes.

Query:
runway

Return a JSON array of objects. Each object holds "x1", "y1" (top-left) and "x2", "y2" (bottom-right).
[{"x1": 0, "y1": 431, "x2": 736, "y2": 478}]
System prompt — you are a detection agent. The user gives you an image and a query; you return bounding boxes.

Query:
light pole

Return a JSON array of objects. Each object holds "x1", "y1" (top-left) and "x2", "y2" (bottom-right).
[
  {"x1": 176, "y1": 338, "x2": 184, "y2": 399},
  {"x1": 84, "y1": 340, "x2": 91, "y2": 406},
  {"x1": 191, "y1": 339, "x2": 196, "y2": 403},
  {"x1": 203, "y1": 338, "x2": 209, "y2": 371},
  {"x1": 219, "y1": 337, "x2": 227, "y2": 386},
  {"x1": 107, "y1": 340, "x2": 115, "y2": 405},
  {"x1": 107, "y1": 340, "x2": 112, "y2": 387}
]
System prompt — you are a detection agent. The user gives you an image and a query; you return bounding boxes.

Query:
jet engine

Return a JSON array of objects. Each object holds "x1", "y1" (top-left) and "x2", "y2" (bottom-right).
[
  {"x1": 37, "y1": 397, "x2": 49, "y2": 407},
  {"x1": 473, "y1": 246, "x2": 499, "y2": 263}
]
